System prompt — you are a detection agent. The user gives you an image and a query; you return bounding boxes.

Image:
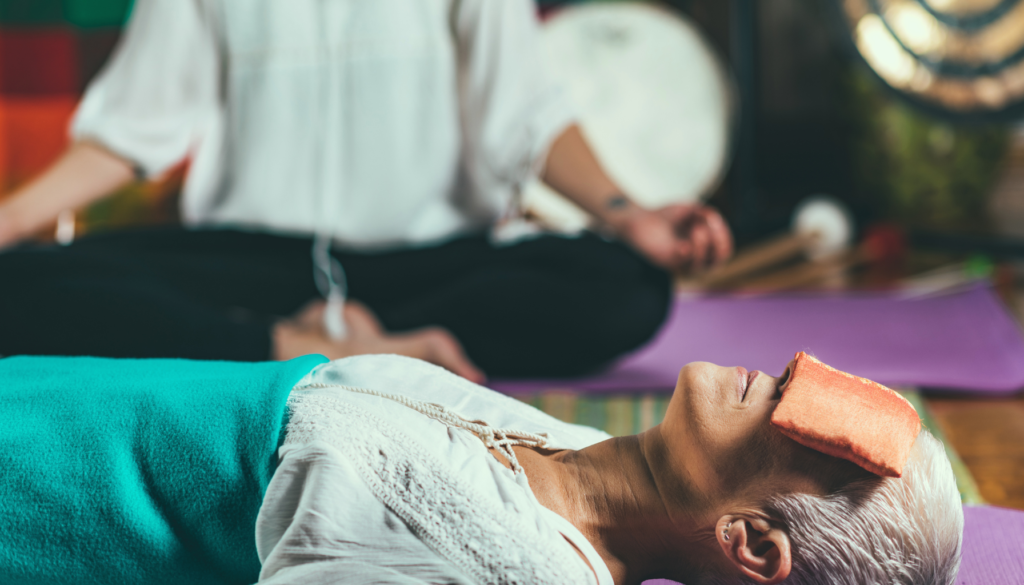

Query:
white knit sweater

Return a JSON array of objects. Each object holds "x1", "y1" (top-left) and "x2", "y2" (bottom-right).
[{"x1": 255, "y1": 355, "x2": 614, "y2": 584}]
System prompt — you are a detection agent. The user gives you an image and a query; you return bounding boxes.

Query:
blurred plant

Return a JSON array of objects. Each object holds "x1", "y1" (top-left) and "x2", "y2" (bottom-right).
[{"x1": 845, "y1": 66, "x2": 1009, "y2": 233}]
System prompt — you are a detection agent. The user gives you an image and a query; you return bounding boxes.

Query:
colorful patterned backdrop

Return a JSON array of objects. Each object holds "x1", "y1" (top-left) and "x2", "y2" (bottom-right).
[{"x1": 0, "y1": 0, "x2": 181, "y2": 237}]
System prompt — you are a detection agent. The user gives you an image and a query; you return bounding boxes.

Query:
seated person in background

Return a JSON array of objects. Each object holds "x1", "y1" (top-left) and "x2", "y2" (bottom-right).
[
  {"x1": 0, "y1": 0, "x2": 732, "y2": 381},
  {"x1": 0, "y1": 353, "x2": 963, "y2": 584}
]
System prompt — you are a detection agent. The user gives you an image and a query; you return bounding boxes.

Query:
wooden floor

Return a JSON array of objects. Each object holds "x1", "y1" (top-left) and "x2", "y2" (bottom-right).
[
  {"x1": 927, "y1": 287, "x2": 1024, "y2": 510},
  {"x1": 929, "y1": 394, "x2": 1024, "y2": 510}
]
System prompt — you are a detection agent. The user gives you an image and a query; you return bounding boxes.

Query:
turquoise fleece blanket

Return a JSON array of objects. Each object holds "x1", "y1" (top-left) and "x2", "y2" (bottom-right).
[{"x1": 0, "y1": 354, "x2": 327, "y2": 585}]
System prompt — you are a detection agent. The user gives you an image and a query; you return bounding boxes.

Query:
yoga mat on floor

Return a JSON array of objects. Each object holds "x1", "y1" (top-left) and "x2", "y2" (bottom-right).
[
  {"x1": 492, "y1": 284, "x2": 1024, "y2": 395},
  {"x1": 641, "y1": 505, "x2": 1024, "y2": 585},
  {"x1": 955, "y1": 505, "x2": 1024, "y2": 585}
]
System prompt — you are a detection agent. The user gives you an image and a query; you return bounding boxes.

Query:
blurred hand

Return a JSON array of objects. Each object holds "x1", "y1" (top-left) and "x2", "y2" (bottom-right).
[
  {"x1": 0, "y1": 142, "x2": 135, "y2": 254},
  {"x1": 0, "y1": 206, "x2": 23, "y2": 252},
  {"x1": 617, "y1": 204, "x2": 733, "y2": 273}
]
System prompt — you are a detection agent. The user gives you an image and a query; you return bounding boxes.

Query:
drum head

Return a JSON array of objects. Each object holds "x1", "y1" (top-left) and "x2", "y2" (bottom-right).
[{"x1": 523, "y1": 2, "x2": 736, "y2": 231}]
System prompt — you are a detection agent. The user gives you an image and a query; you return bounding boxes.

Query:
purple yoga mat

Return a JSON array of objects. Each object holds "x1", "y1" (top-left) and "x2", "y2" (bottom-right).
[
  {"x1": 642, "y1": 505, "x2": 1024, "y2": 585},
  {"x1": 491, "y1": 284, "x2": 1024, "y2": 395},
  {"x1": 956, "y1": 505, "x2": 1024, "y2": 584}
]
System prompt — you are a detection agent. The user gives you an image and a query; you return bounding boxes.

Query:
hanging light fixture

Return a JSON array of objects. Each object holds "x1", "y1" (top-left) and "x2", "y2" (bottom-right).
[{"x1": 839, "y1": 0, "x2": 1024, "y2": 118}]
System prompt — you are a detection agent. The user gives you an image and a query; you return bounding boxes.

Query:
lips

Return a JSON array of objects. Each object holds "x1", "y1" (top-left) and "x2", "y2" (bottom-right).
[
  {"x1": 737, "y1": 366, "x2": 748, "y2": 402},
  {"x1": 737, "y1": 367, "x2": 759, "y2": 402}
]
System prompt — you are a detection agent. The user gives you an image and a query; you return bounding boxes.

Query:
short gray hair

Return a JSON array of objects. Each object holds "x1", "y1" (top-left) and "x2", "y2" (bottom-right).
[{"x1": 765, "y1": 430, "x2": 964, "y2": 584}]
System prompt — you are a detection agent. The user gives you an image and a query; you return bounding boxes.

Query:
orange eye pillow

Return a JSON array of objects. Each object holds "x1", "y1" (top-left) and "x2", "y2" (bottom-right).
[{"x1": 770, "y1": 352, "x2": 921, "y2": 478}]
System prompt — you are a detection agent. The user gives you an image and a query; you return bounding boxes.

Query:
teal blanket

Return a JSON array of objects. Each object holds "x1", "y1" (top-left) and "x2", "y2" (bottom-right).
[{"x1": 0, "y1": 354, "x2": 327, "y2": 585}]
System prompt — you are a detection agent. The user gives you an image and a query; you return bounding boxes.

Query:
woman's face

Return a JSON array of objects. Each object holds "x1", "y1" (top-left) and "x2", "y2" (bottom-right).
[{"x1": 659, "y1": 360, "x2": 827, "y2": 502}]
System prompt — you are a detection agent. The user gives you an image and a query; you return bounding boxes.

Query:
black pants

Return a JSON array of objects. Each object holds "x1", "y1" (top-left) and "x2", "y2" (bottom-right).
[{"x1": 0, "y1": 227, "x2": 671, "y2": 378}]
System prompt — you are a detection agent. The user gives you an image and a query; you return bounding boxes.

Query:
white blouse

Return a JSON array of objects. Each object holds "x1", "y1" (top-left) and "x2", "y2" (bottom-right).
[
  {"x1": 257, "y1": 354, "x2": 615, "y2": 584},
  {"x1": 72, "y1": 0, "x2": 575, "y2": 250}
]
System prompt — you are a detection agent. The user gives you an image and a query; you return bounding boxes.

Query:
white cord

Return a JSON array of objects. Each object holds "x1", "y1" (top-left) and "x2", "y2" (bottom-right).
[
  {"x1": 308, "y1": 0, "x2": 348, "y2": 342},
  {"x1": 55, "y1": 210, "x2": 76, "y2": 245},
  {"x1": 297, "y1": 383, "x2": 550, "y2": 475},
  {"x1": 312, "y1": 235, "x2": 348, "y2": 341}
]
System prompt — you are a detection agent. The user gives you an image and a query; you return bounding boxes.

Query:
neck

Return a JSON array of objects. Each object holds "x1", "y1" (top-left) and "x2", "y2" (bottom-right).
[{"x1": 535, "y1": 427, "x2": 716, "y2": 585}]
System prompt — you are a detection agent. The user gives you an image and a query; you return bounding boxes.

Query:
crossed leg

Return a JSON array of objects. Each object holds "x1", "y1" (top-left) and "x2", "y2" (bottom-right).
[{"x1": 0, "y1": 227, "x2": 670, "y2": 380}]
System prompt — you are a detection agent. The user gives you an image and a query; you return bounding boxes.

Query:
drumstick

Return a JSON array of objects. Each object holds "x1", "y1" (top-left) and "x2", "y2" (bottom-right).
[
  {"x1": 731, "y1": 248, "x2": 866, "y2": 293},
  {"x1": 717, "y1": 224, "x2": 907, "y2": 293},
  {"x1": 677, "y1": 197, "x2": 856, "y2": 292},
  {"x1": 691, "y1": 231, "x2": 821, "y2": 289}
]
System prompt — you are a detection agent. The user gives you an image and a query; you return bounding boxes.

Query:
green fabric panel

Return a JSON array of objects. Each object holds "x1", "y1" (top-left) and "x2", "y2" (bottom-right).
[
  {"x1": 0, "y1": 354, "x2": 327, "y2": 585},
  {"x1": 653, "y1": 395, "x2": 670, "y2": 429},
  {"x1": 574, "y1": 395, "x2": 607, "y2": 432},
  {"x1": 63, "y1": 0, "x2": 133, "y2": 27},
  {"x1": 631, "y1": 396, "x2": 643, "y2": 435},
  {"x1": 0, "y1": 0, "x2": 63, "y2": 24}
]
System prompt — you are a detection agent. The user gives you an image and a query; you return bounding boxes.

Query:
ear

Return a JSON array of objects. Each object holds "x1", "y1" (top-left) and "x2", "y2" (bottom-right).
[{"x1": 716, "y1": 515, "x2": 792, "y2": 585}]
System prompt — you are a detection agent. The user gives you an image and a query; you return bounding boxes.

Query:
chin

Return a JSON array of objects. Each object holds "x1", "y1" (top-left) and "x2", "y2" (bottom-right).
[
  {"x1": 674, "y1": 361, "x2": 719, "y2": 396},
  {"x1": 669, "y1": 361, "x2": 725, "y2": 428}
]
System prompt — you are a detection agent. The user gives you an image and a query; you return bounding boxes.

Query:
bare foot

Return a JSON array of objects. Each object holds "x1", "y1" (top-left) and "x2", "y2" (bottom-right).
[{"x1": 273, "y1": 301, "x2": 486, "y2": 384}]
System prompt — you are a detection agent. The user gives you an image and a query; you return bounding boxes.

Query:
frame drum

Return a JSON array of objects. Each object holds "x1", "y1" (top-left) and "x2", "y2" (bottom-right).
[{"x1": 523, "y1": 2, "x2": 736, "y2": 232}]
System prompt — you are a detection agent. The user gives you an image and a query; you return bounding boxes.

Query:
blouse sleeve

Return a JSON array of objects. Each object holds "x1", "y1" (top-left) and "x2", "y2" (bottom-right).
[
  {"x1": 70, "y1": 0, "x2": 220, "y2": 179},
  {"x1": 454, "y1": 0, "x2": 576, "y2": 186}
]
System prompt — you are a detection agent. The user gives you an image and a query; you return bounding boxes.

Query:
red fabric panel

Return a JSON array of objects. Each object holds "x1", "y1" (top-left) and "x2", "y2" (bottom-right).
[
  {"x1": 0, "y1": 28, "x2": 79, "y2": 96},
  {"x1": 0, "y1": 96, "x2": 76, "y2": 189},
  {"x1": 771, "y1": 351, "x2": 921, "y2": 477}
]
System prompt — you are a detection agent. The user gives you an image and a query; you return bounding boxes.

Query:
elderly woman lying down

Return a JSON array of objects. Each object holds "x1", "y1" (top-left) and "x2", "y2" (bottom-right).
[{"x1": 0, "y1": 353, "x2": 962, "y2": 585}]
